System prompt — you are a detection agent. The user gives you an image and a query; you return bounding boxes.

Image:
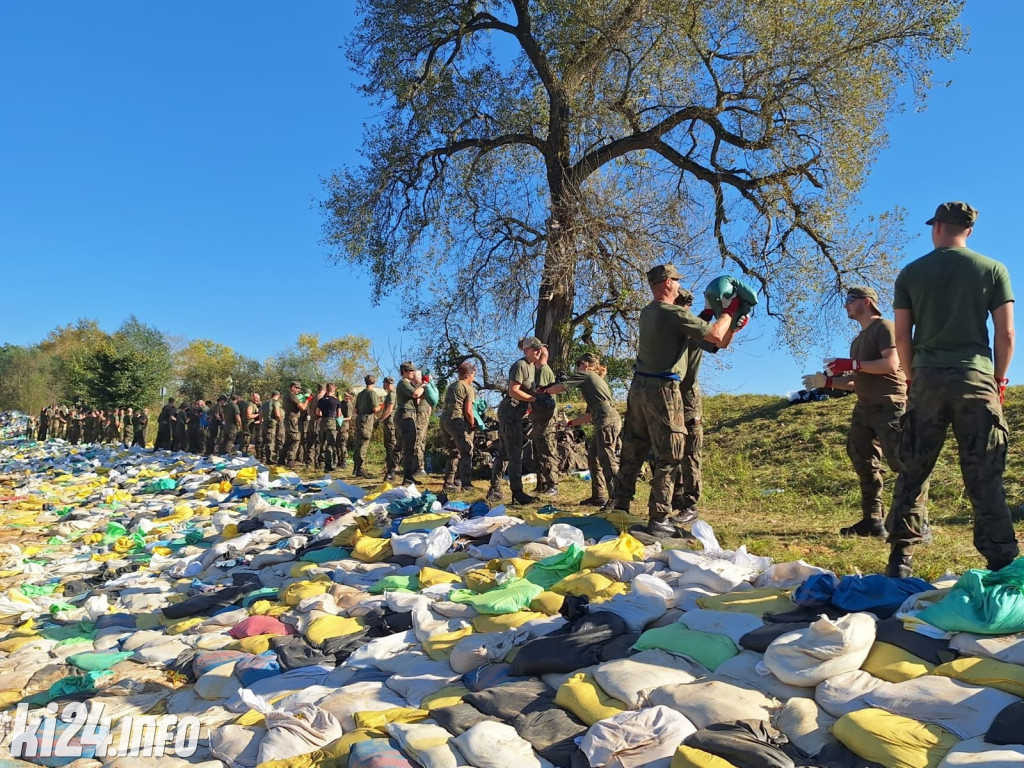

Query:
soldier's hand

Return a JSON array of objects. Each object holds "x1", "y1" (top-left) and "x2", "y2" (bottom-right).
[
  {"x1": 824, "y1": 358, "x2": 859, "y2": 376},
  {"x1": 802, "y1": 373, "x2": 832, "y2": 390},
  {"x1": 999, "y1": 377, "x2": 1009, "y2": 404}
]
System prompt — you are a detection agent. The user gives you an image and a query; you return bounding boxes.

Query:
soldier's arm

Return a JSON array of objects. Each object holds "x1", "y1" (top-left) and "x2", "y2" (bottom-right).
[
  {"x1": 894, "y1": 309, "x2": 914, "y2": 384},
  {"x1": 993, "y1": 301, "x2": 1015, "y2": 381},
  {"x1": 858, "y1": 346, "x2": 900, "y2": 376}
]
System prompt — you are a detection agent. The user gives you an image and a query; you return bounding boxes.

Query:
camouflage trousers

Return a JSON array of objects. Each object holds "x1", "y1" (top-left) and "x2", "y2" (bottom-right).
[
  {"x1": 398, "y1": 415, "x2": 419, "y2": 482},
  {"x1": 672, "y1": 384, "x2": 703, "y2": 511},
  {"x1": 218, "y1": 425, "x2": 239, "y2": 455},
  {"x1": 530, "y1": 404, "x2": 559, "y2": 490},
  {"x1": 415, "y1": 407, "x2": 431, "y2": 473},
  {"x1": 381, "y1": 418, "x2": 397, "y2": 475},
  {"x1": 613, "y1": 375, "x2": 687, "y2": 522},
  {"x1": 847, "y1": 399, "x2": 928, "y2": 526},
  {"x1": 440, "y1": 416, "x2": 474, "y2": 488},
  {"x1": 318, "y1": 419, "x2": 339, "y2": 471},
  {"x1": 491, "y1": 400, "x2": 529, "y2": 494},
  {"x1": 336, "y1": 421, "x2": 350, "y2": 467},
  {"x1": 588, "y1": 407, "x2": 621, "y2": 502},
  {"x1": 266, "y1": 421, "x2": 283, "y2": 463},
  {"x1": 281, "y1": 416, "x2": 302, "y2": 465},
  {"x1": 353, "y1": 414, "x2": 376, "y2": 472},
  {"x1": 889, "y1": 368, "x2": 1019, "y2": 567}
]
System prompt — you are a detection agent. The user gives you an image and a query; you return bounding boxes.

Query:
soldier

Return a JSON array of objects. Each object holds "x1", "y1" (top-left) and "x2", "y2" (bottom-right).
[
  {"x1": 353, "y1": 375, "x2": 383, "y2": 477},
  {"x1": 379, "y1": 378, "x2": 398, "y2": 481},
  {"x1": 154, "y1": 397, "x2": 176, "y2": 451},
  {"x1": 336, "y1": 390, "x2": 354, "y2": 472},
  {"x1": 530, "y1": 344, "x2": 560, "y2": 497},
  {"x1": 219, "y1": 394, "x2": 241, "y2": 454},
  {"x1": 317, "y1": 383, "x2": 342, "y2": 473},
  {"x1": 122, "y1": 408, "x2": 134, "y2": 445},
  {"x1": 132, "y1": 407, "x2": 149, "y2": 447},
  {"x1": 238, "y1": 392, "x2": 259, "y2": 456},
  {"x1": 396, "y1": 362, "x2": 427, "y2": 484},
  {"x1": 539, "y1": 352, "x2": 620, "y2": 506},
  {"x1": 885, "y1": 202, "x2": 1018, "y2": 577},
  {"x1": 280, "y1": 381, "x2": 307, "y2": 467},
  {"x1": 488, "y1": 338, "x2": 547, "y2": 506},
  {"x1": 303, "y1": 385, "x2": 326, "y2": 468},
  {"x1": 605, "y1": 265, "x2": 740, "y2": 535},
  {"x1": 265, "y1": 391, "x2": 285, "y2": 464},
  {"x1": 413, "y1": 371, "x2": 433, "y2": 476},
  {"x1": 206, "y1": 396, "x2": 224, "y2": 455},
  {"x1": 172, "y1": 404, "x2": 188, "y2": 451},
  {"x1": 804, "y1": 286, "x2": 928, "y2": 539},
  {"x1": 440, "y1": 361, "x2": 477, "y2": 493},
  {"x1": 37, "y1": 407, "x2": 49, "y2": 441},
  {"x1": 245, "y1": 393, "x2": 262, "y2": 458}
]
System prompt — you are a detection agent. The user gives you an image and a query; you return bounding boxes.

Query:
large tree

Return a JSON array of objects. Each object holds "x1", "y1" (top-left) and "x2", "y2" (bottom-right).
[{"x1": 324, "y1": 0, "x2": 965, "y2": 377}]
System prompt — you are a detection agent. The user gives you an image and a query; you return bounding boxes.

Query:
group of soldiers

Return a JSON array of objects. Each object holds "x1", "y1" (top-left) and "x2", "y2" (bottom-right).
[{"x1": 29, "y1": 405, "x2": 149, "y2": 446}]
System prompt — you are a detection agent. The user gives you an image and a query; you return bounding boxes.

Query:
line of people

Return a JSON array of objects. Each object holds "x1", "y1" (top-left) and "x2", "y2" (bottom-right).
[{"x1": 30, "y1": 405, "x2": 149, "y2": 446}]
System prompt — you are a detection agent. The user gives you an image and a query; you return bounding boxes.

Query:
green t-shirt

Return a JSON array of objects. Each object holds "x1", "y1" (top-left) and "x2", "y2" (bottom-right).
[
  {"x1": 850, "y1": 318, "x2": 906, "y2": 405},
  {"x1": 355, "y1": 387, "x2": 382, "y2": 416},
  {"x1": 635, "y1": 301, "x2": 710, "y2": 377},
  {"x1": 381, "y1": 390, "x2": 396, "y2": 421},
  {"x1": 537, "y1": 364, "x2": 556, "y2": 387},
  {"x1": 894, "y1": 246, "x2": 1014, "y2": 374},
  {"x1": 442, "y1": 380, "x2": 476, "y2": 420},
  {"x1": 223, "y1": 401, "x2": 240, "y2": 426},
  {"x1": 504, "y1": 358, "x2": 536, "y2": 405},
  {"x1": 396, "y1": 379, "x2": 418, "y2": 418},
  {"x1": 285, "y1": 391, "x2": 302, "y2": 416},
  {"x1": 560, "y1": 370, "x2": 614, "y2": 410}
]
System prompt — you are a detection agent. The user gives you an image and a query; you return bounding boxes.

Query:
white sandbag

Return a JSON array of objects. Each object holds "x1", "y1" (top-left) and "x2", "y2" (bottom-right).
[
  {"x1": 412, "y1": 601, "x2": 471, "y2": 643},
  {"x1": 386, "y1": 721, "x2": 465, "y2": 768},
  {"x1": 546, "y1": 524, "x2": 585, "y2": 550},
  {"x1": 593, "y1": 649, "x2": 705, "y2": 709},
  {"x1": 949, "y1": 631, "x2": 1024, "y2": 666},
  {"x1": 937, "y1": 736, "x2": 1024, "y2": 767},
  {"x1": 317, "y1": 681, "x2": 408, "y2": 729},
  {"x1": 774, "y1": 697, "x2": 838, "y2": 758},
  {"x1": 673, "y1": 585, "x2": 717, "y2": 611},
  {"x1": 452, "y1": 721, "x2": 553, "y2": 768},
  {"x1": 589, "y1": 592, "x2": 667, "y2": 634},
  {"x1": 195, "y1": 661, "x2": 243, "y2": 701},
  {"x1": 755, "y1": 561, "x2": 834, "y2": 589},
  {"x1": 490, "y1": 522, "x2": 548, "y2": 547},
  {"x1": 209, "y1": 724, "x2": 264, "y2": 768},
  {"x1": 645, "y1": 680, "x2": 778, "y2": 729},
  {"x1": 423, "y1": 526, "x2": 454, "y2": 561},
  {"x1": 237, "y1": 690, "x2": 342, "y2": 765},
  {"x1": 762, "y1": 612, "x2": 876, "y2": 687},
  {"x1": 449, "y1": 628, "x2": 531, "y2": 674},
  {"x1": 678, "y1": 608, "x2": 765, "y2": 644},
  {"x1": 133, "y1": 639, "x2": 193, "y2": 665},
  {"x1": 713, "y1": 651, "x2": 815, "y2": 702},
  {"x1": 345, "y1": 630, "x2": 424, "y2": 673},
  {"x1": 391, "y1": 531, "x2": 432, "y2": 558},
  {"x1": 674, "y1": 557, "x2": 760, "y2": 593},
  {"x1": 814, "y1": 670, "x2": 893, "y2": 718},
  {"x1": 385, "y1": 671, "x2": 460, "y2": 708},
  {"x1": 448, "y1": 515, "x2": 519, "y2": 537},
  {"x1": 864, "y1": 675, "x2": 1019, "y2": 739},
  {"x1": 580, "y1": 705, "x2": 696, "y2": 768}
]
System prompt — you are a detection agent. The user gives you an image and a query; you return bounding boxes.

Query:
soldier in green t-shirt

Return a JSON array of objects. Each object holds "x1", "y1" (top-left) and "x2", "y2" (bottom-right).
[
  {"x1": 396, "y1": 362, "x2": 427, "y2": 483},
  {"x1": 488, "y1": 339, "x2": 544, "y2": 506},
  {"x1": 606, "y1": 264, "x2": 740, "y2": 536},
  {"x1": 440, "y1": 361, "x2": 477, "y2": 493},
  {"x1": 379, "y1": 379, "x2": 398, "y2": 481},
  {"x1": 530, "y1": 345, "x2": 560, "y2": 497},
  {"x1": 218, "y1": 395, "x2": 241, "y2": 455},
  {"x1": 881, "y1": 202, "x2": 1018, "y2": 578},
  {"x1": 280, "y1": 382, "x2": 308, "y2": 467},
  {"x1": 353, "y1": 375, "x2": 384, "y2": 477},
  {"x1": 804, "y1": 286, "x2": 929, "y2": 541}
]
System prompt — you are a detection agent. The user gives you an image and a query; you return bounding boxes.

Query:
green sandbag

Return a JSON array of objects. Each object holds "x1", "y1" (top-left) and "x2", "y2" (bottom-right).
[
  {"x1": 24, "y1": 670, "x2": 112, "y2": 705},
  {"x1": 919, "y1": 559, "x2": 1024, "y2": 634},
  {"x1": 301, "y1": 546, "x2": 350, "y2": 564},
  {"x1": 423, "y1": 381, "x2": 440, "y2": 407},
  {"x1": 703, "y1": 275, "x2": 759, "y2": 327},
  {"x1": 66, "y1": 651, "x2": 134, "y2": 671},
  {"x1": 368, "y1": 575, "x2": 420, "y2": 595},
  {"x1": 632, "y1": 624, "x2": 738, "y2": 671},
  {"x1": 525, "y1": 544, "x2": 583, "y2": 589},
  {"x1": 450, "y1": 578, "x2": 544, "y2": 615}
]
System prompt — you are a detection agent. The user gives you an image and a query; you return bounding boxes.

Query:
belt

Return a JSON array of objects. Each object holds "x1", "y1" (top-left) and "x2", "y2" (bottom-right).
[{"x1": 634, "y1": 371, "x2": 680, "y2": 381}]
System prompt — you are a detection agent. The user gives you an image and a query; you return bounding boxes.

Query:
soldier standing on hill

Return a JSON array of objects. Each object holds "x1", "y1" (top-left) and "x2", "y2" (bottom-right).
[
  {"x1": 154, "y1": 397, "x2": 176, "y2": 451},
  {"x1": 133, "y1": 407, "x2": 148, "y2": 447},
  {"x1": 265, "y1": 390, "x2": 285, "y2": 463},
  {"x1": 605, "y1": 265, "x2": 741, "y2": 536},
  {"x1": 317, "y1": 383, "x2": 342, "y2": 473},
  {"x1": 884, "y1": 202, "x2": 1019, "y2": 578},
  {"x1": 281, "y1": 381, "x2": 307, "y2": 467},
  {"x1": 531, "y1": 345, "x2": 560, "y2": 497},
  {"x1": 804, "y1": 286, "x2": 929, "y2": 540},
  {"x1": 396, "y1": 362, "x2": 427, "y2": 484},
  {"x1": 219, "y1": 395, "x2": 241, "y2": 454},
  {"x1": 353, "y1": 376, "x2": 383, "y2": 477}
]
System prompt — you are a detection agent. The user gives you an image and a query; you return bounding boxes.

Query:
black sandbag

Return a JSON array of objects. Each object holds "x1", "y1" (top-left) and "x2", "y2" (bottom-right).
[
  {"x1": 685, "y1": 720, "x2": 795, "y2": 768},
  {"x1": 509, "y1": 612, "x2": 629, "y2": 676}
]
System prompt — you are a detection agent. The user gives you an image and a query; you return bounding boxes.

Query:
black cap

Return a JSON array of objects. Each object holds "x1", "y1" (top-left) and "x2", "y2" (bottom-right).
[{"x1": 926, "y1": 201, "x2": 978, "y2": 227}]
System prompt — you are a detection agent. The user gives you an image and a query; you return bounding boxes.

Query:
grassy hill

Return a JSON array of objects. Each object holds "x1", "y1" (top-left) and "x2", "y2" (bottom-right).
[{"x1": 692, "y1": 388, "x2": 1024, "y2": 580}]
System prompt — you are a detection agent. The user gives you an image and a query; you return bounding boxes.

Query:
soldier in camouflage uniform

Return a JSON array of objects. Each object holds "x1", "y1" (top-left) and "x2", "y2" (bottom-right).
[
  {"x1": 884, "y1": 202, "x2": 1019, "y2": 577},
  {"x1": 530, "y1": 345, "x2": 560, "y2": 497},
  {"x1": 353, "y1": 376, "x2": 383, "y2": 477},
  {"x1": 280, "y1": 382, "x2": 307, "y2": 467},
  {"x1": 336, "y1": 390, "x2": 354, "y2": 471},
  {"x1": 265, "y1": 391, "x2": 285, "y2": 463},
  {"x1": 396, "y1": 362, "x2": 427, "y2": 484},
  {"x1": 219, "y1": 395, "x2": 241, "y2": 454},
  {"x1": 413, "y1": 371, "x2": 432, "y2": 476},
  {"x1": 379, "y1": 379, "x2": 398, "y2": 481},
  {"x1": 316, "y1": 383, "x2": 342, "y2": 473},
  {"x1": 122, "y1": 408, "x2": 134, "y2": 445},
  {"x1": 488, "y1": 339, "x2": 545, "y2": 506},
  {"x1": 605, "y1": 265, "x2": 740, "y2": 536}
]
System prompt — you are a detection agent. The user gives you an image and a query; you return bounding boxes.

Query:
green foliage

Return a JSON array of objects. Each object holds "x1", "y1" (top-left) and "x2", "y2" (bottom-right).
[
  {"x1": 177, "y1": 339, "x2": 239, "y2": 401},
  {"x1": 0, "y1": 344, "x2": 54, "y2": 414},
  {"x1": 83, "y1": 345, "x2": 159, "y2": 410},
  {"x1": 325, "y1": 0, "x2": 966, "y2": 372},
  {"x1": 39, "y1": 319, "x2": 109, "y2": 403}
]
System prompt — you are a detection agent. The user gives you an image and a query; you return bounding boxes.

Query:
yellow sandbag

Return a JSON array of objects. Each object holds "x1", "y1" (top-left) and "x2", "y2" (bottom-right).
[
  {"x1": 249, "y1": 600, "x2": 290, "y2": 617},
  {"x1": 861, "y1": 641, "x2": 935, "y2": 682},
  {"x1": 581, "y1": 533, "x2": 645, "y2": 570},
  {"x1": 488, "y1": 558, "x2": 535, "y2": 578},
  {"x1": 833, "y1": 708, "x2": 958, "y2": 768},
  {"x1": 599, "y1": 509, "x2": 646, "y2": 533},
  {"x1": 472, "y1": 611, "x2": 549, "y2": 633},
  {"x1": 306, "y1": 616, "x2": 366, "y2": 646},
  {"x1": 398, "y1": 513, "x2": 450, "y2": 533},
  {"x1": 672, "y1": 745, "x2": 738, "y2": 768},
  {"x1": 697, "y1": 587, "x2": 795, "y2": 616},
  {"x1": 418, "y1": 567, "x2": 462, "y2": 587},
  {"x1": 422, "y1": 627, "x2": 474, "y2": 660},
  {"x1": 363, "y1": 483, "x2": 395, "y2": 501},
  {"x1": 235, "y1": 467, "x2": 258, "y2": 483},
  {"x1": 434, "y1": 551, "x2": 470, "y2": 568},
  {"x1": 551, "y1": 570, "x2": 629, "y2": 602},
  {"x1": 420, "y1": 685, "x2": 471, "y2": 710},
  {"x1": 221, "y1": 523, "x2": 239, "y2": 539},
  {"x1": 280, "y1": 578, "x2": 331, "y2": 606},
  {"x1": 351, "y1": 531, "x2": 393, "y2": 563},
  {"x1": 554, "y1": 672, "x2": 627, "y2": 725},
  {"x1": 162, "y1": 617, "x2": 205, "y2": 635},
  {"x1": 465, "y1": 569, "x2": 499, "y2": 593},
  {"x1": 0, "y1": 690, "x2": 23, "y2": 710},
  {"x1": 290, "y1": 561, "x2": 319, "y2": 578},
  {"x1": 231, "y1": 634, "x2": 276, "y2": 654},
  {"x1": 0, "y1": 635, "x2": 45, "y2": 653},
  {"x1": 935, "y1": 656, "x2": 1024, "y2": 697},
  {"x1": 353, "y1": 708, "x2": 430, "y2": 730},
  {"x1": 529, "y1": 591, "x2": 565, "y2": 615},
  {"x1": 235, "y1": 691, "x2": 295, "y2": 726}
]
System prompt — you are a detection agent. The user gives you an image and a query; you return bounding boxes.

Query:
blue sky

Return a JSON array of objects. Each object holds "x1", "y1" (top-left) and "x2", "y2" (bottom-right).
[{"x1": 1, "y1": 2, "x2": 1020, "y2": 395}]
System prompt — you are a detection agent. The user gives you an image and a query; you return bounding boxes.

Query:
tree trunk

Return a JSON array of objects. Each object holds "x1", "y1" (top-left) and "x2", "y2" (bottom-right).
[{"x1": 534, "y1": 203, "x2": 576, "y2": 368}]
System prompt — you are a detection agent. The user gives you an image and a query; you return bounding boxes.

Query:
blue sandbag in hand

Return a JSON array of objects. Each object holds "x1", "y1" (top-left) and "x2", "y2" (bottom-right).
[{"x1": 704, "y1": 275, "x2": 759, "y2": 329}]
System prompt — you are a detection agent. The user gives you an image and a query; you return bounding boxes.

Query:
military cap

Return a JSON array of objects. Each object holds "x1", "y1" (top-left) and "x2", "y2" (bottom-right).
[
  {"x1": 647, "y1": 264, "x2": 682, "y2": 285},
  {"x1": 521, "y1": 337, "x2": 547, "y2": 350},
  {"x1": 926, "y1": 201, "x2": 978, "y2": 227},
  {"x1": 399, "y1": 361, "x2": 417, "y2": 373},
  {"x1": 289, "y1": 381, "x2": 301, "y2": 389},
  {"x1": 846, "y1": 286, "x2": 880, "y2": 311}
]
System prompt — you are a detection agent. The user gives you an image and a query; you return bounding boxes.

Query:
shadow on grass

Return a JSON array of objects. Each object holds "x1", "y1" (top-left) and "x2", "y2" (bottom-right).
[{"x1": 706, "y1": 399, "x2": 791, "y2": 432}]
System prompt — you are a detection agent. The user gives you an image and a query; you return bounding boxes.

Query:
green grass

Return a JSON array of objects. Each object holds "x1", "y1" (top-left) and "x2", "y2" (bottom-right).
[{"x1": 332, "y1": 387, "x2": 1024, "y2": 581}]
